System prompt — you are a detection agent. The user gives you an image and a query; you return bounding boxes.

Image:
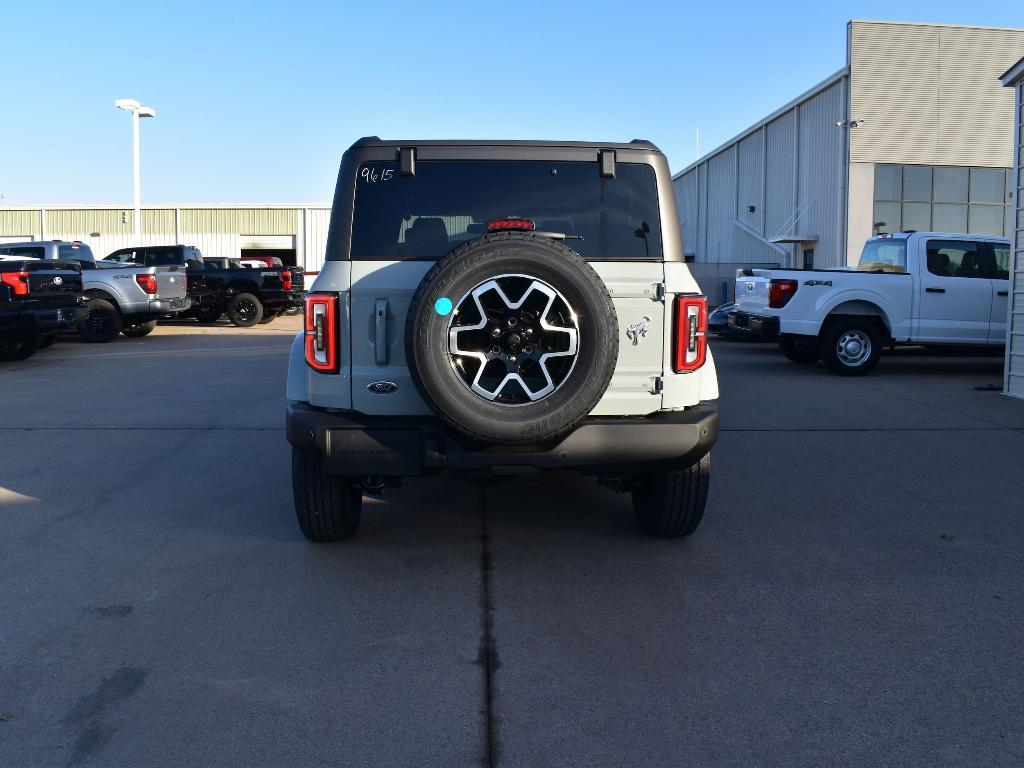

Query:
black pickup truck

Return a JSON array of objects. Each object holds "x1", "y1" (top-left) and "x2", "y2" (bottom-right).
[
  {"x1": 105, "y1": 245, "x2": 305, "y2": 326},
  {"x1": 1, "y1": 260, "x2": 89, "y2": 361}
]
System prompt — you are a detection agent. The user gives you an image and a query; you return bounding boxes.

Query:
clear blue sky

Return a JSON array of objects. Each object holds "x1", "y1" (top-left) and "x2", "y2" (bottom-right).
[{"x1": 2, "y1": 0, "x2": 1020, "y2": 205}]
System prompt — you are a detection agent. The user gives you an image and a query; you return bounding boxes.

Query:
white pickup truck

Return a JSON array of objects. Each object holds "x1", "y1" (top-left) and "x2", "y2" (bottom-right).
[{"x1": 729, "y1": 231, "x2": 1011, "y2": 375}]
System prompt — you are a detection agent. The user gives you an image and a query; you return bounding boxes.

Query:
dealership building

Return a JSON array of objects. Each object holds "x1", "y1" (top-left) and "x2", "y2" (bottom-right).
[
  {"x1": 673, "y1": 20, "x2": 1024, "y2": 298},
  {"x1": 0, "y1": 205, "x2": 332, "y2": 273}
]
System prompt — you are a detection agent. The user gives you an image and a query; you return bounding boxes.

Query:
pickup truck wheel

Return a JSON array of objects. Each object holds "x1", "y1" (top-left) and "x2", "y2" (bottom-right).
[
  {"x1": 406, "y1": 232, "x2": 618, "y2": 445},
  {"x1": 121, "y1": 320, "x2": 157, "y2": 338},
  {"x1": 0, "y1": 332, "x2": 42, "y2": 361},
  {"x1": 257, "y1": 310, "x2": 279, "y2": 325},
  {"x1": 193, "y1": 306, "x2": 222, "y2": 323},
  {"x1": 226, "y1": 293, "x2": 263, "y2": 327},
  {"x1": 38, "y1": 332, "x2": 59, "y2": 349},
  {"x1": 292, "y1": 448, "x2": 362, "y2": 542},
  {"x1": 78, "y1": 299, "x2": 123, "y2": 343},
  {"x1": 820, "y1": 319, "x2": 881, "y2": 376},
  {"x1": 779, "y1": 334, "x2": 820, "y2": 364},
  {"x1": 632, "y1": 453, "x2": 711, "y2": 538}
]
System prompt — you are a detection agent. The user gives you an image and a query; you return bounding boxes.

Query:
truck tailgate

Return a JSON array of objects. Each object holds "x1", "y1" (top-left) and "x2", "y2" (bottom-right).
[
  {"x1": 16, "y1": 261, "x2": 84, "y2": 303},
  {"x1": 153, "y1": 268, "x2": 188, "y2": 300},
  {"x1": 734, "y1": 270, "x2": 771, "y2": 313}
]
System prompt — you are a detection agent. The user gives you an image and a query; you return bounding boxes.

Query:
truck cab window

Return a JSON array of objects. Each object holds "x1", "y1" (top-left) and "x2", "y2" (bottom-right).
[{"x1": 925, "y1": 240, "x2": 985, "y2": 279}]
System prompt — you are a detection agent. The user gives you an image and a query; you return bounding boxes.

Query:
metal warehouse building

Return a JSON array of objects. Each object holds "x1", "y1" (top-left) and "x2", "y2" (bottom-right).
[
  {"x1": 1001, "y1": 56, "x2": 1024, "y2": 399},
  {"x1": 674, "y1": 20, "x2": 1024, "y2": 299},
  {"x1": 0, "y1": 205, "x2": 331, "y2": 273}
]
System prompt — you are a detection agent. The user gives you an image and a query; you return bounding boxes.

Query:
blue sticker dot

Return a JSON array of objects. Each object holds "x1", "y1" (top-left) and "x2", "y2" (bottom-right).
[{"x1": 434, "y1": 297, "x2": 453, "y2": 316}]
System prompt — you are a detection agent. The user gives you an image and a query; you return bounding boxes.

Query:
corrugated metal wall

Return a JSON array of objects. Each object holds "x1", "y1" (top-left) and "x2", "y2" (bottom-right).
[
  {"x1": 673, "y1": 71, "x2": 849, "y2": 277},
  {"x1": 850, "y1": 21, "x2": 1024, "y2": 167},
  {"x1": 0, "y1": 206, "x2": 331, "y2": 272},
  {"x1": 1006, "y1": 80, "x2": 1024, "y2": 398}
]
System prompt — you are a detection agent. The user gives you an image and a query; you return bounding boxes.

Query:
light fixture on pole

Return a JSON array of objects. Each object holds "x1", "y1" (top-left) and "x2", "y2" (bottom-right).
[{"x1": 114, "y1": 98, "x2": 156, "y2": 240}]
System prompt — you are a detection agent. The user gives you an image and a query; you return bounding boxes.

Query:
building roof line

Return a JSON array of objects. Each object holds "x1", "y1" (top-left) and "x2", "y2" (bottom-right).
[
  {"x1": 0, "y1": 204, "x2": 332, "y2": 211},
  {"x1": 672, "y1": 67, "x2": 850, "y2": 180},
  {"x1": 1000, "y1": 56, "x2": 1024, "y2": 85},
  {"x1": 849, "y1": 19, "x2": 1024, "y2": 33}
]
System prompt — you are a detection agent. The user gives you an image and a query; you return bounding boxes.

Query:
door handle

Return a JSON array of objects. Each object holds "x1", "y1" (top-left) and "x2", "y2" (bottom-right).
[
  {"x1": 925, "y1": 287, "x2": 945, "y2": 294},
  {"x1": 997, "y1": 290, "x2": 1008, "y2": 297},
  {"x1": 374, "y1": 298, "x2": 389, "y2": 365}
]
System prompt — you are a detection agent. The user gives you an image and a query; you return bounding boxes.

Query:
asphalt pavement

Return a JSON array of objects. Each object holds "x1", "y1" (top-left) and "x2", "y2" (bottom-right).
[{"x1": 2, "y1": 322, "x2": 1022, "y2": 767}]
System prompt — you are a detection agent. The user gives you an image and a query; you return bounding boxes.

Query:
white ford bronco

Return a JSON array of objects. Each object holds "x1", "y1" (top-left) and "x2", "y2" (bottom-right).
[
  {"x1": 286, "y1": 138, "x2": 719, "y2": 541},
  {"x1": 731, "y1": 231, "x2": 1011, "y2": 375}
]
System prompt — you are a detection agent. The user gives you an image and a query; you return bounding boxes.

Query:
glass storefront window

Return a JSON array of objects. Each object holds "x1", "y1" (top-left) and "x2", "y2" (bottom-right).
[
  {"x1": 902, "y1": 166, "x2": 932, "y2": 201},
  {"x1": 932, "y1": 203, "x2": 968, "y2": 232},
  {"x1": 874, "y1": 165, "x2": 902, "y2": 200},
  {"x1": 873, "y1": 202, "x2": 901, "y2": 233},
  {"x1": 967, "y1": 204, "x2": 1004, "y2": 236},
  {"x1": 969, "y1": 168, "x2": 1005, "y2": 204},
  {"x1": 933, "y1": 167, "x2": 969, "y2": 203},
  {"x1": 902, "y1": 202, "x2": 931, "y2": 231}
]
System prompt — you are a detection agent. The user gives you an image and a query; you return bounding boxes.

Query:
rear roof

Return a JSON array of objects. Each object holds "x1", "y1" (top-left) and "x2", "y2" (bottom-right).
[{"x1": 350, "y1": 136, "x2": 661, "y2": 152}]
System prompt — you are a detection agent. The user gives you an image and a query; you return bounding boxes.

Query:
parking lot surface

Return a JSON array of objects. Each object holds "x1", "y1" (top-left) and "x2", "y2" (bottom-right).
[{"x1": 2, "y1": 324, "x2": 1023, "y2": 767}]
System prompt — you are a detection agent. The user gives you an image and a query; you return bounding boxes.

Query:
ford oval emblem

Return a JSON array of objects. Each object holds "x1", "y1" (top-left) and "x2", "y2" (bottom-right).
[
  {"x1": 367, "y1": 381, "x2": 399, "y2": 395},
  {"x1": 53, "y1": 276, "x2": 63, "y2": 285}
]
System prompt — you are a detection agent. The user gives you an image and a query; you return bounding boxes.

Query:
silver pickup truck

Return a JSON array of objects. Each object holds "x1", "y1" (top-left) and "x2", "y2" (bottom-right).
[{"x1": 0, "y1": 240, "x2": 191, "y2": 341}]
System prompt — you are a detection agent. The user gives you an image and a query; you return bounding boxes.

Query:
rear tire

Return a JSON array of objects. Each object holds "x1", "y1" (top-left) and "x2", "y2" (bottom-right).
[
  {"x1": 0, "y1": 332, "x2": 42, "y2": 361},
  {"x1": 779, "y1": 334, "x2": 820, "y2": 364},
  {"x1": 38, "y1": 332, "x2": 59, "y2": 349},
  {"x1": 819, "y1": 318, "x2": 881, "y2": 376},
  {"x1": 121, "y1": 320, "x2": 157, "y2": 337},
  {"x1": 257, "y1": 310, "x2": 279, "y2": 325},
  {"x1": 78, "y1": 298, "x2": 123, "y2": 343},
  {"x1": 226, "y1": 293, "x2": 263, "y2": 327},
  {"x1": 631, "y1": 453, "x2": 711, "y2": 538},
  {"x1": 292, "y1": 448, "x2": 363, "y2": 542}
]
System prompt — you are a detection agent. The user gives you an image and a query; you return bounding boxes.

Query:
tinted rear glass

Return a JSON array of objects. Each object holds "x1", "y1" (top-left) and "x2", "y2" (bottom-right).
[
  {"x1": 145, "y1": 247, "x2": 183, "y2": 266},
  {"x1": 58, "y1": 243, "x2": 95, "y2": 263},
  {"x1": 350, "y1": 160, "x2": 662, "y2": 260},
  {"x1": 0, "y1": 246, "x2": 45, "y2": 259}
]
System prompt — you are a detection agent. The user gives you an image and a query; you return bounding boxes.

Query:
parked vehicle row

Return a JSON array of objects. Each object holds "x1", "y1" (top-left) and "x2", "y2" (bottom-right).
[
  {"x1": 0, "y1": 240, "x2": 305, "y2": 361},
  {"x1": 726, "y1": 231, "x2": 1010, "y2": 375},
  {"x1": 104, "y1": 245, "x2": 305, "y2": 326},
  {"x1": 0, "y1": 240, "x2": 191, "y2": 341}
]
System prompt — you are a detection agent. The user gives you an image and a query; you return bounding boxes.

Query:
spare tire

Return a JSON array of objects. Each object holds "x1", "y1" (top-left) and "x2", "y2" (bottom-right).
[{"x1": 406, "y1": 232, "x2": 618, "y2": 445}]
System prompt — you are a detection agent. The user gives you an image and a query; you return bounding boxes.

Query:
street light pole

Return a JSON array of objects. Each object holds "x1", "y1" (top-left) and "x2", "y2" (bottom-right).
[{"x1": 114, "y1": 98, "x2": 156, "y2": 241}]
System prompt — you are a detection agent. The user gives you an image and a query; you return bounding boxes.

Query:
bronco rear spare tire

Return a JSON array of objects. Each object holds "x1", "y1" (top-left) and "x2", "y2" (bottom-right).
[{"x1": 406, "y1": 233, "x2": 618, "y2": 445}]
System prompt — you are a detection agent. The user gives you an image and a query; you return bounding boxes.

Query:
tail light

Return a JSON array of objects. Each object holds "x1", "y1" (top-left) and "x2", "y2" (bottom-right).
[
  {"x1": 305, "y1": 294, "x2": 338, "y2": 372},
  {"x1": 673, "y1": 295, "x2": 708, "y2": 373},
  {"x1": 768, "y1": 279, "x2": 798, "y2": 308},
  {"x1": 282, "y1": 270, "x2": 292, "y2": 291},
  {"x1": 1, "y1": 269, "x2": 30, "y2": 297},
  {"x1": 136, "y1": 274, "x2": 158, "y2": 295},
  {"x1": 488, "y1": 217, "x2": 535, "y2": 232}
]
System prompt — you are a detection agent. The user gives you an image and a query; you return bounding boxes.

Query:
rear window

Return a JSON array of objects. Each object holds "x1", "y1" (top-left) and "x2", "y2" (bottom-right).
[
  {"x1": 58, "y1": 243, "x2": 95, "y2": 264},
  {"x1": 145, "y1": 247, "x2": 183, "y2": 266},
  {"x1": 350, "y1": 160, "x2": 663, "y2": 260},
  {"x1": 0, "y1": 246, "x2": 45, "y2": 259},
  {"x1": 857, "y1": 239, "x2": 907, "y2": 273}
]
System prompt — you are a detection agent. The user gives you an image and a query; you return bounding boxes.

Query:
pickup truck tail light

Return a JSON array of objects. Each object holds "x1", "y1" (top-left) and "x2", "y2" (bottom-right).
[
  {"x1": 768, "y1": 279, "x2": 798, "y2": 308},
  {"x1": 305, "y1": 294, "x2": 338, "y2": 372},
  {"x1": 282, "y1": 270, "x2": 292, "y2": 291},
  {"x1": 136, "y1": 274, "x2": 158, "y2": 295},
  {"x1": 1, "y1": 269, "x2": 30, "y2": 297},
  {"x1": 673, "y1": 295, "x2": 707, "y2": 373}
]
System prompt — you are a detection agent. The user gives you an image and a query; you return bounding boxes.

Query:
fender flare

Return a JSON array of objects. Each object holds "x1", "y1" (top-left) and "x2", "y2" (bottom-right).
[
  {"x1": 83, "y1": 288, "x2": 121, "y2": 312},
  {"x1": 812, "y1": 289, "x2": 899, "y2": 336}
]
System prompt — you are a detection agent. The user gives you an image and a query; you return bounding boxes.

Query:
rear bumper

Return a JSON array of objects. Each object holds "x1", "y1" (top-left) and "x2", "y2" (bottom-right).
[
  {"x1": 286, "y1": 402, "x2": 718, "y2": 477},
  {"x1": 727, "y1": 311, "x2": 779, "y2": 339},
  {"x1": 10, "y1": 303, "x2": 89, "y2": 331},
  {"x1": 150, "y1": 296, "x2": 192, "y2": 314},
  {"x1": 263, "y1": 289, "x2": 306, "y2": 310}
]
